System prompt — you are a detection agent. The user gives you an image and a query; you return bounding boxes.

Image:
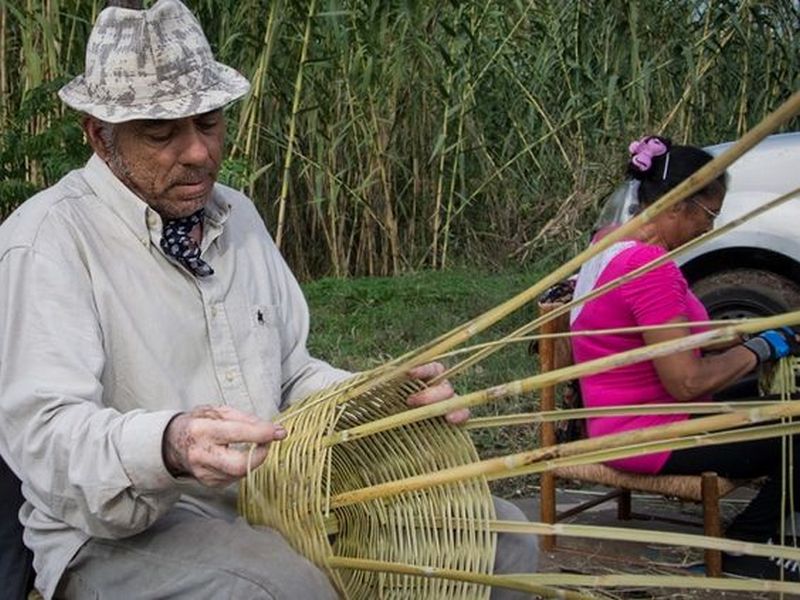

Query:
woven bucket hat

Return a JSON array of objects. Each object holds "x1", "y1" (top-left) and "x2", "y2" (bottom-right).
[{"x1": 59, "y1": 0, "x2": 250, "y2": 123}]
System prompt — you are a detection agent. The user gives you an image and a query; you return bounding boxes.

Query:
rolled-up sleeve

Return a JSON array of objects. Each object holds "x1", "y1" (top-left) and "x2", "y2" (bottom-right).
[{"x1": 0, "y1": 244, "x2": 180, "y2": 539}]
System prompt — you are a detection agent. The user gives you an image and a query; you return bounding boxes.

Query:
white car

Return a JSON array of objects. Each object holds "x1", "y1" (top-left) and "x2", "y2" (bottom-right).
[{"x1": 596, "y1": 131, "x2": 800, "y2": 319}]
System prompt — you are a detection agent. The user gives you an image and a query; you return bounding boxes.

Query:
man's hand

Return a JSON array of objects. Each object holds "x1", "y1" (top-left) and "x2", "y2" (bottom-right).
[
  {"x1": 406, "y1": 362, "x2": 470, "y2": 424},
  {"x1": 162, "y1": 405, "x2": 286, "y2": 487}
]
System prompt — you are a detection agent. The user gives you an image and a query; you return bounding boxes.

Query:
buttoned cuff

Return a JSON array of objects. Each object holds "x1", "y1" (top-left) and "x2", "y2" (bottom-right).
[{"x1": 118, "y1": 410, "x2": 181, "y2": 492}]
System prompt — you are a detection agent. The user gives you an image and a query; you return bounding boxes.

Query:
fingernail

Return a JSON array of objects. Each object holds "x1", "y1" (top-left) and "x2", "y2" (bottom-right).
[{"x1": 274, "y1": 425, "x2": 287, "y2": 439}]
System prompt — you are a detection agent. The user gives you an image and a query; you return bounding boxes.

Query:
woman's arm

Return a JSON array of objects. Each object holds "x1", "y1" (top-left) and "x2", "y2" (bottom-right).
[{"x1": 644, "y1": 318, "x2": 757, "y2": 401}]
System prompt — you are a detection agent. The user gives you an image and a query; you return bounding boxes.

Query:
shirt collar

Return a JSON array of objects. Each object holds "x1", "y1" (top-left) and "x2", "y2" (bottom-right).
[{"x1": 81, "y1": 154, "x2": 231, "y2": 245}]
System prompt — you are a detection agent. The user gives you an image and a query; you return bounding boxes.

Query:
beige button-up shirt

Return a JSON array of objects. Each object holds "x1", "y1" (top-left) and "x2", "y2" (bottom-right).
[{"x1": 0, "y1": 155, "x2": 349, "y2": 598}]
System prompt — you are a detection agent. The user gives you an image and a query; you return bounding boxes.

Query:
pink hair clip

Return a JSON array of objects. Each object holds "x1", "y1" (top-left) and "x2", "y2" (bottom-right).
[{"x1": 628, "y1": 136, "x2": 668, "y2": 173}]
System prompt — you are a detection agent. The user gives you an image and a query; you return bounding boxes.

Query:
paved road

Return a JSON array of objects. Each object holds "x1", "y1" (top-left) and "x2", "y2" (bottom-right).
[{"x1": 511, "y1": 486, "x2": 784, "y2": 599}]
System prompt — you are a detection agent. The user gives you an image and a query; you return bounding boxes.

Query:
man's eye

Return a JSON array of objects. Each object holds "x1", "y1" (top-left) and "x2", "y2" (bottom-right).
[
  {"x1": 144, "y1": 128, "x2": 173, "y2": 142},
  {"x1": 197, "y1": 118, "x2": 219, "y2": 131}
]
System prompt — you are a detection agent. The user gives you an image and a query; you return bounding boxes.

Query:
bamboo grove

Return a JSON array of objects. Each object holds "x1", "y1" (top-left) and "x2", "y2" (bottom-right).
[{"x1": 1, "y1": 0, "x2": 798, "y2": 277}]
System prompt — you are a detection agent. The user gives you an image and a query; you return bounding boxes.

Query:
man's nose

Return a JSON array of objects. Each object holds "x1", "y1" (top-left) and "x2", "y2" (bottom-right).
[{"x1": 179, "y1": 125, "x2": 213, "y2": 165}]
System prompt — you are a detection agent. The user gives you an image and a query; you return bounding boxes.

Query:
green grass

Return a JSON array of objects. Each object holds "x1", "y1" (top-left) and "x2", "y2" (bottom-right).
[
  {"x1": 302, "y1": 265, "x2": 554, "y2": 497},
  {"x1": 304, "y1": 266, "x2": 543, "y2": 381}
]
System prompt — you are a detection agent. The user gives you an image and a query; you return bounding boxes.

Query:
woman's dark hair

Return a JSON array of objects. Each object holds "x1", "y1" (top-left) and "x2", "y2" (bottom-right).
[{"x1": 627, "y1": 135, "x2": 728, "y2": 207}]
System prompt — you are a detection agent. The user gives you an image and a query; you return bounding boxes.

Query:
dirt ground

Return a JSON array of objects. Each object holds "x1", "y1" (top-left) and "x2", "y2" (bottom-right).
[{"x1": 512, "y1": 485, "x2": 789, "y2": 599}]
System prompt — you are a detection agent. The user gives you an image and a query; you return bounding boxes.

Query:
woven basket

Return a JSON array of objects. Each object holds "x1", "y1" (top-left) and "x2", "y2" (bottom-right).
[{"x1": 239, "y1": 373, "x2": 496, "y2": 599}]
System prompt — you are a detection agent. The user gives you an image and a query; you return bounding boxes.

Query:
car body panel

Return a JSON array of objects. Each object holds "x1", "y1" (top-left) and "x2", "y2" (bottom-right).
[{"x1": 680, "y1": 132, "x2": 800, "y2": 270}]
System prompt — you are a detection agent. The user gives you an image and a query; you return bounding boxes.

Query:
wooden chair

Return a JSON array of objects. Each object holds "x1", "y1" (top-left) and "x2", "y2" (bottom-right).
[{"x1": 536, "y1": 300, "x2": 743, "y2": 577}]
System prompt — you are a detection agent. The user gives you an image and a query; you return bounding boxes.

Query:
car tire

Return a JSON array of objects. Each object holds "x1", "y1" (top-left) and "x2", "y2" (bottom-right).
[
  {"x1": 692, "y1": 269, "x2": 800, "y2": 401},
  {"x1": 691, "y1": 269, "x2": 800, "y2": 321}
]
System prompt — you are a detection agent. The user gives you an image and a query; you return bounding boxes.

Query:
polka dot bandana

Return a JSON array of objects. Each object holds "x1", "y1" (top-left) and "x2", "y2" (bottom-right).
[{"x1": 159, "y1": 209, "x2": 214, "y2": 277}]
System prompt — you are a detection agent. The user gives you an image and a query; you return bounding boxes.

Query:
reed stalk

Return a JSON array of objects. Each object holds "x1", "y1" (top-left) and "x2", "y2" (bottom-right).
[
  {"x1": 329, "y1": 407, "x2": 800, "y2": 509},
  {"x1": 0, "y1": 3, "x2": 6, "y2": 126},
  {"x1": 230, "y1": 0, "x2": 282, "y2": 196},
  {"x1": 463, "y1": 400, "x2": 778, "y2": 430},
  {"x1": 327, "y1": 310, "x2": 800, "y2": 444},
  {"x1": 274, "y1": 0, "x2": 316, "y2": 250},
  {"x1": 491, "y1": 519, "x2": 800, "y2": 562},
  {"x1": 328, "y1": 555, "x2": 800, "y2": 596}
]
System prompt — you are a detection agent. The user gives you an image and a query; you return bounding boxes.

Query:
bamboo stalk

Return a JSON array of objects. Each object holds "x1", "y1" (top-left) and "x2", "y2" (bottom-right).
[
  {"x1": 329, "y1": 405, "x2": 800, "y2": 509},
  {"x1": 493, "y1": 421, "x2": 800, "y2": 481},
  {"x1": 328, "y1": 556, "x2": 598, "y2": 600},
  {"x1": 439, "y1": 66, "x2": 468, "y2": 270},
  {"x1": 327, "y1": 311, "x2": 800, "y2": 445},
  {"x1": 491, "y1": 519, "x2": 800, "y2": 562},
  {"x1": 430, "y1": 71, "x2": 452, "y2": 270},
  {"x1": 368, "y1": 97, "x2": 401, "y2": 274},
  {"x1": 433, "y1": 317, "x2": 750, "y2": 362},
  {"x1": 328, "y1": 555, "x2": 800, "y2": 595},
  {"x1": 0, "y1": 3, "x2": 6, "y2": 126},
  {"x1": 274, "y1": 0, "x2": 316, "y2": 250},
  {"x1": 322, "y1": 512, "x2": 800, "y2": 562},
  {"x1": 230, "y1": 0, "x2": 281, "y2": 184},
  {"x1": 463, "y1": 400, "x2": 779, "y2": 430}
]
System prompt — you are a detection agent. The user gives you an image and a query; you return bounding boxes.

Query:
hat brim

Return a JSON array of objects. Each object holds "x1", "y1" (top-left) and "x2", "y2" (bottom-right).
[{"x1": 58, "y1": 62, "x2": 251, "y2": 123}]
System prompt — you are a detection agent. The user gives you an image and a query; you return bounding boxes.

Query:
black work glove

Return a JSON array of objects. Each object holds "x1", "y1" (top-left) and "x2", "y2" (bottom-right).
[{"x1": 743, "y1": 327, "x2": 800, "y2": 364}]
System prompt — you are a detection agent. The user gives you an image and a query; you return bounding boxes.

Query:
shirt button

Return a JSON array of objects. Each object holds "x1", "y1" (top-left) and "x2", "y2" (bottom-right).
[
  {"x1": 225, "y1": 369, "x2": 236, "y2": 382},
  {"x1": 210, "y1": 306, "x2": 217, "y2": 318},
  {"x1": 147, "y1": 214, "x2": 158, "y2": 228}
]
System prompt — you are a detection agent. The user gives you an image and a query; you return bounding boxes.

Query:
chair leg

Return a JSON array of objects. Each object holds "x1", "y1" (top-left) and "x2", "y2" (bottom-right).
[
  {"x1": 701, "y1": 472, "x2": 722, "y2": 577},
  {"x1": 616, "y1": 489, "x2": 632, "y2": 520},
  {"x1": 540, "y1": 471, "x2": 557, "y2": 551}
]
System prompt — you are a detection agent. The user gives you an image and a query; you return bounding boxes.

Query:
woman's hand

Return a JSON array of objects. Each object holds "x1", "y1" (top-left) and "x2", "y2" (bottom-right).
[{"x1": 406, "y1": 362, "x2": 470, "y2": 424}]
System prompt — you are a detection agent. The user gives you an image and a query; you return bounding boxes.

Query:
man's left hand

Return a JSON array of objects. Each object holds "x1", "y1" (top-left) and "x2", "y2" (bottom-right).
[{"x1": 406, "y1": 362, "x2": 470, "y2": 424}]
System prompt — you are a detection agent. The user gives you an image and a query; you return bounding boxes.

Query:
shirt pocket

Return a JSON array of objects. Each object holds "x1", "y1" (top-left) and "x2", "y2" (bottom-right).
[{"x1": 251, "y1": 304, "x2": 282, "y2": 413}]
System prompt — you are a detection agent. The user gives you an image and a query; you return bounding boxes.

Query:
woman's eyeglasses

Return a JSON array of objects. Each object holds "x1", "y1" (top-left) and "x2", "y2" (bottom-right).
[{"x1": 690, "y1": 198, "x2": 721, "y2": 220}]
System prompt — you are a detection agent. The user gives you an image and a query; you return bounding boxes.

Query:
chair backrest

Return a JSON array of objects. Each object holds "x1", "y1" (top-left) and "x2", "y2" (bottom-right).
[
  {"x1": 537, "y1": 301, "x2": 573, "y2": 373},
  {"x1": 537, "y1": 300, "x2": 580, "y2": 448},
  {"x1": 0, "y1": 457, "x2": 34, "y2": 599}
]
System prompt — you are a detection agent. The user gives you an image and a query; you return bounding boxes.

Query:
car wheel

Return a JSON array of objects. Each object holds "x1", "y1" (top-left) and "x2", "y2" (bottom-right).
[
  {"x1": 691, "y1": 269, "x2": 800, "y2": 400},
  {"x1": 691, "y1": 269, "x2": 800, "y2": 321}
]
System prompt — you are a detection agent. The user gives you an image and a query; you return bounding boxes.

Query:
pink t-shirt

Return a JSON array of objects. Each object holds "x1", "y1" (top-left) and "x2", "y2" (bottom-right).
[{"x1": 570, "y1": 241, "x2": 710, "y2": 473}]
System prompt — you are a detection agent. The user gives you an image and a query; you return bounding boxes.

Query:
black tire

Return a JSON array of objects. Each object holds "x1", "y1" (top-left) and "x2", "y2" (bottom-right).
[
  {"x1": 692, "y1": 269, "x2": 800, "y2": 400},
  {"x1": 691, "y1": 269, "x2": 800, "y2": 321}
]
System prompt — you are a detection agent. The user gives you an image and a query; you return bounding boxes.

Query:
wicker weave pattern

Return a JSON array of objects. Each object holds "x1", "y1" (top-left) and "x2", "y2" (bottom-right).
[
  {"x1": 239, "y1": 374, "x2": 496, "y2": 599},
  {"x1": 553, "y1": 463, "x2": 739, "y2": 501}
]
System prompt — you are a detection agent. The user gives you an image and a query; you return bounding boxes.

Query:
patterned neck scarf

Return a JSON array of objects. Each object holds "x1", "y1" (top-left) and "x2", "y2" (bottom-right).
[{"x1": 159, "y1": 209, "x2": 214, "y2": 277}]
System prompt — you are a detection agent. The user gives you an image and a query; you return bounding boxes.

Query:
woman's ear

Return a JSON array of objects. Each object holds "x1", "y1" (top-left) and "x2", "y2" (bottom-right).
[{"x1": 666, "y1": 201, "x2": 685, "y2": 219}]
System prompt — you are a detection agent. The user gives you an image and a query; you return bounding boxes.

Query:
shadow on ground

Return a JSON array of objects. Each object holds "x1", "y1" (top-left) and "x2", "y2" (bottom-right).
[{"x1": 512, "y1": 484, "x2": 782, "y2": 599}]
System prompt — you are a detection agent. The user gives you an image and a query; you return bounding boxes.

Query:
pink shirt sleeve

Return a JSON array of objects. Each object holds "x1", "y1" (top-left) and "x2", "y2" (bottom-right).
[{"x1": 618, "y1": 244, "x2": 689, "y2": 326}]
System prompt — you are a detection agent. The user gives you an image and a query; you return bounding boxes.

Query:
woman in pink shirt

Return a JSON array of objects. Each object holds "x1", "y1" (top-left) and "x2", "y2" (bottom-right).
[{"x1": 570, "y1": 135, "x2": 800, "y2": 580}]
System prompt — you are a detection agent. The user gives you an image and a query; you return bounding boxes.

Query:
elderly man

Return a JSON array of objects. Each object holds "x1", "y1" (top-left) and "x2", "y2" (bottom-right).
[{"x1": 0, "y1": 1, "x2": 538, "y2": 598}]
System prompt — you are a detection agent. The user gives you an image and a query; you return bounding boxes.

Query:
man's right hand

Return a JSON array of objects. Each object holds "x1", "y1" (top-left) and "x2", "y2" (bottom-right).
[{"x1": 162, "y1": 405, "x2": 286, "y2": 487}]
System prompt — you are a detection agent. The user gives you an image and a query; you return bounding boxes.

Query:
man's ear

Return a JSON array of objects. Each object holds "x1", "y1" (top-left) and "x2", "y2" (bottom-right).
[{"x1": 82, "y1": 116, "x2": 112, "y2": 161}]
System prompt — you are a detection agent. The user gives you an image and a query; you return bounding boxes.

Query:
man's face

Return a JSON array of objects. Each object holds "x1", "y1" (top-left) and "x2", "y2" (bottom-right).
[{"x1": 100, "y1": 110, "x2": 226, "y2": 219}]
